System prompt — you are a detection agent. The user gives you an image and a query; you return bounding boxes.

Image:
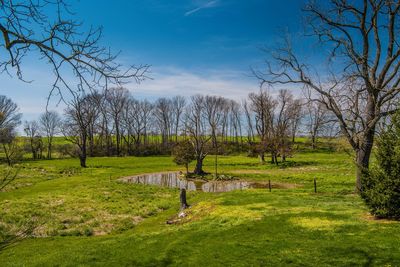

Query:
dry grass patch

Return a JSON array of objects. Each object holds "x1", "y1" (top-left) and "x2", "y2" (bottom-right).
[{"x1": 289, "y1": 217, "x2": 348, "y2": 230}]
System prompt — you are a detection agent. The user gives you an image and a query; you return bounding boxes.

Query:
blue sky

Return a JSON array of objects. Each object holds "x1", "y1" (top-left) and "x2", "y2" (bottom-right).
[{"x1": 3, "y1": 0, "x2": 307, "y2": 121}]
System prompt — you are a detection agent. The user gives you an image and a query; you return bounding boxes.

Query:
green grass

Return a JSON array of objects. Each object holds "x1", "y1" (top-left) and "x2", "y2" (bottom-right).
[{"x1": 0, "y1": 149, "x2": 399, "y2": 266}]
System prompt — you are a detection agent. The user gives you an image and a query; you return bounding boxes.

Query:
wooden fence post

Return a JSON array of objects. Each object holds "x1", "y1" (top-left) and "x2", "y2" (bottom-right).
[
  {"x1": 268, "y1": 180, "x2": 271, "y2": 192},
  {"x1": 180, "y1": 188, "x2": 189, "y2": 210},
  {"x1": 314, "y1": 178, "x2": 317, "y2": 193}
]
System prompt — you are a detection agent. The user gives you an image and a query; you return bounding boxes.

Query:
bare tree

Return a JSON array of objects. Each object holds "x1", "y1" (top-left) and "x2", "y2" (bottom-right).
[
  {"x1": 247, "y1": 89, "x2": 301, "y2": 164},
  {"x1": 271, "y1": 89, "x2": 296, "y2": 163},
  {"x1": 172, "y1": 96, "x2": 186, "y2": 142},
  {"x1": 0, "y1": 95, "x2": 21, "y2": 130},
  {"x1": 122, "y1": 97, "x2": 153, "y2": 155},
  {"x1": 39, "y1": 111, "x2": 60, "y2": 159},
  {"x1": 0, "y1": 222, "x2": 35, "y2": 252},
  {"x1": 0, "y1": 127, "x2": 21, "y2": 166},
  {"x1": 242, "y1": 100, "x2": 256, "y2": 143},
  {"x1": 229, "y1": 100, "x2": 243, "y2": 146},
  {"x1": 154, "y1": 98, "x2": 173, "y2": 147},
  {"x1": 290, "y1": 99, "x2": 304, "y2": 143},
  {"x1": 85, "y1": 92, "x2": 102, "y2": 157},
  {"x1": 204, "y1": 95, "x2": 225, "y2": 177},
  {"x1": 249, "y1": 89, "x2": 276, "y2": 163},
  {"x1": 96, "y1": 91, "x2": 112, "y2": 156},
  {"x1": 0, "y1": 167, "x2": 19, "y2": 191},
  {"x1": 105, "y1": 88, "x2": 129, "y2": 156},
  {"x1": 0, "y1": 96, "x2": 21, "y2": 165},
  {"x1": 140, "y1": 100, "x2": 154, "y2": 146},
  {"x1": 122, "y1": 99, "x2": 154, "y2": 149},
  {"x1": 0, "y1": 0, "x2": 148, "y2": 96},
  {"x1": 63, "y1": 93, "x2": 98, "y2": 167},
  {"x1": 122, "y1": 97, "x2": 138, "y2": 155},
  {"x1": 24, "y1": 120, "x2": 43, "y2": 159},
  {"x1": 256, "y1": 1, "x2": 400, "y2": 191},
  {"x1": 185, "y1": 95, "x2": 211, "y2": 175},
  {"x1": 305, "y1": 101, "x2": 335, "y2": 149}
]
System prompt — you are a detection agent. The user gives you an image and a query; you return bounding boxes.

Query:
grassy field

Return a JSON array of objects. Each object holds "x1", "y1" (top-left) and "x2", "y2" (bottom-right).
[{"x1": 0, "y1": 143, "x2": 399, "y2": 266}]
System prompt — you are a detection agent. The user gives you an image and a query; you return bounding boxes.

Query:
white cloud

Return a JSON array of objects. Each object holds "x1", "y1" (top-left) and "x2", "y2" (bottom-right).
[
  {"x1": 129, "y1": 67, "x2": 259, "y2": 101},
  {"x1": 6, "y1": 64, "x2": 304, "y2": 128},
  {"x1": 129, "y1": 66, "x2": 304, "y2": 102},
  {"x1": 184, "y1": 0, "x2": 219, "y2": 16}
]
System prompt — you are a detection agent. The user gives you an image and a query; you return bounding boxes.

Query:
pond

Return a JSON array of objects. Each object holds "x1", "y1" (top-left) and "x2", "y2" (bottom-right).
[{"x1": 121, "y1": 172, "x2": 291, "y2": 193}]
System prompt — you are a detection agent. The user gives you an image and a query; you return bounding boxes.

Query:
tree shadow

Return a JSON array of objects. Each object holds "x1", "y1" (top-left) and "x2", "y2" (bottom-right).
[
  {"x1": 221, "y1": 160, "x2": 319, "y2": 169},
  {"x1": 325, "y1": 247, "x2": 374, "y2": 267}
]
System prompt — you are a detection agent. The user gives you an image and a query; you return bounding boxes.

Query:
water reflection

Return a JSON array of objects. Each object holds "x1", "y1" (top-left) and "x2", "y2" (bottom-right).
[
  {"x1": 123, "y1": 172, "x2": 270, "y2": 193},
  {"x1": 201, "y1": 181, "x2": 252, "y2": 193},
  {"x1": 125, "y1": 172, "x2": 197, "y2": 191}
]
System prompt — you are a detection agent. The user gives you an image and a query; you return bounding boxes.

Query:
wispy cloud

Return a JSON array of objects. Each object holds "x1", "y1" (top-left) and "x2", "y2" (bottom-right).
[
  {"x1": 130, "y1": 66, "x2": 304, "y2": 101},
  {"x1": 130, "y1": 66, "x2": 258, "y2": 101},
  {"x1": 184, "y1": 0, "x2": 219, "y2": 16}
]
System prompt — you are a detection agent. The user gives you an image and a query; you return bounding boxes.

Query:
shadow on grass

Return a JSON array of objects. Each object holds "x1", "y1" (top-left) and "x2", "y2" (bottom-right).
[
  {"x1": 325, "y1": 247, "x2": 374, "y2": 267},
  {"x1": 277, "y1": 160, "x2": 319, "y2": 169},
  {"x1": 220, "y1": 160, "x2": 319, "y2": 169}
]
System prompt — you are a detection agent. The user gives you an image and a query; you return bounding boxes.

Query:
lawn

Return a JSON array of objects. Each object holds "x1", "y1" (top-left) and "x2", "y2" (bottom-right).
[{"x1": 0, "y1": 148, "x2": 399, "y2": 266}]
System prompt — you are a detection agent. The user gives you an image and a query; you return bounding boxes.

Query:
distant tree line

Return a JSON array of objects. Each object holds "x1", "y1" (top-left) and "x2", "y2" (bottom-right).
[{"x1": 0, "y1": 89, "x2": 339, "y2": 171}]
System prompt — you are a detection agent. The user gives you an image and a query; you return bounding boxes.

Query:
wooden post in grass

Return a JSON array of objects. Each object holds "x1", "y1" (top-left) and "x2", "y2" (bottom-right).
[
  {"x1": 268, "y1": 180, "x2": 271, "y2": 192},
  {"x1": 314, "y1": 178, "x2": 317, "y2": 193},
  {"x1": 180, "y1": 188, "x2": 189, "y2": 210}
]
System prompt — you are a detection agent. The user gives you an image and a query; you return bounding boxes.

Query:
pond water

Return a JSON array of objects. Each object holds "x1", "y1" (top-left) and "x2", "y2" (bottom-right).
[{"x1": 122, "y1": 172, "x2": 275, "y2": 193}]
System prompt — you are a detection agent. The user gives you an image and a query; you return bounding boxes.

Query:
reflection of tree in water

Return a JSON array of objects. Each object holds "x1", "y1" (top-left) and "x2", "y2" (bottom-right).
[
  {"x1": 125, "y1": 172, "x2": 273, "y2": 193},
  {"x1": 129, "y1": 172, "x2": 197, "y2": 191},
  {"x1": 201, "y1": 181, "x2": 250, "y2": 193}
]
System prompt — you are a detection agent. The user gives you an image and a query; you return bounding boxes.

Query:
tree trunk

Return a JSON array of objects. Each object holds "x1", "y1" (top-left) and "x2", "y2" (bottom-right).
[
  {"x1": 214, "y1": 147, "x2": 218, "y2": 178},
  {"x1": 175, "y1": 125, "x2": 179, "y2": 143},
  {"x1": 311, "y1": 135, "x2": 316, "y2": 149},
  {"x1": 180, "y1": 189, "x2": 189, "y2": 210},
  {"x1": 259, "y1": 153, "x2": 265, "y2": 164},
  {"x1": 47, "y1": 142, "x2": 52, "y2": 159},
  {"x1": 3, "y1": 144, "x2": 11, "y2": 166},
  {"x1": 355, "y1": 131, "x2": 375, "y2": 193},
  {"x1": 106, "y1": 133, "x2": 111, "y2": 156},
  {"x1": 80, "y1": 140, "x2": 87, "y2": 168},
  {"x1": 115, "y1": 121, "x2": 121, "y2": 156},
  {"x1": 194, "y1": 157, "x2": 205, "y2": 175},
  {"x1": 79, "y1": 155, "x2": 87, "y2": 168},
  {"x1": 89, "y1": 134, "x2": 94, "y2": 157},
  {"x1": 30, "y1": 140, "x2": 36, "y2": 159}
]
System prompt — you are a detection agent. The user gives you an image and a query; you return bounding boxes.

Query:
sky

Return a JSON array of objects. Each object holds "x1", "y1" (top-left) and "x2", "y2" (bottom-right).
[{"x1": 2, "y1": 0, "x2": 308, "y2": 122}]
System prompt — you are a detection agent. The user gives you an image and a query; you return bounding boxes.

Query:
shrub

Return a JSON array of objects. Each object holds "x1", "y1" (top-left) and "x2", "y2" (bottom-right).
[
  {"x1": 83, "y1": 227, "x2": 93, "y2": 236},
  {"x1": 172, "y1": 140, "x2": 196, "y2": 174},
  {"x1": 56, "y1": 143, "x2": 76, "y2": 158},
  {"x1": 361, "y1": 112, "x2": 400, "y2": 219}
]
